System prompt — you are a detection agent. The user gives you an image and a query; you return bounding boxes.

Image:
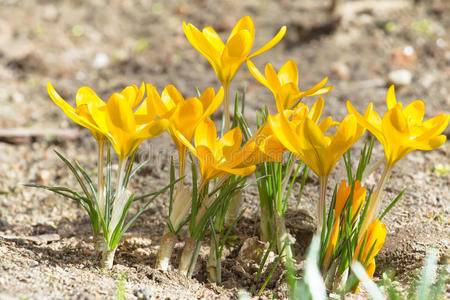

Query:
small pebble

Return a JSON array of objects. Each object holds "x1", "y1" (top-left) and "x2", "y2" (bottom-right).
[
  {"x1": 42, "y1": 5, "x2": 59, "y2": 22},
  {"x1": 36, "y1": 170, "x2": 51, "y2": 185},
  {"x1": 134, "y1": 288, "x2": 152, "y2": 300},
  {"x1": 331, "y1": 62, "x2": 350, "y2": 80},
  {"x1": 387, "y1": 69, "x2": 412, "y2": 86},
  {"x1": 92, "y1": 53, "x2": 110, "y2": 69}
]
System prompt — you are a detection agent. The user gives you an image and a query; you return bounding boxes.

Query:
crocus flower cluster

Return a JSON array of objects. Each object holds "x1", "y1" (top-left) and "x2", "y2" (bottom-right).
[{"x1": 34, "y1": 15, "x2": 449, "y2": 296}]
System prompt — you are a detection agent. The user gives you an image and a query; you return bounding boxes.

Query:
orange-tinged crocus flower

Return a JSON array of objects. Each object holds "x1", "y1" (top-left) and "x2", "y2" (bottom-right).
[
  {"x1": 239, "y1": 113, "x2": 289, "y2": 166},
  {"x1": 149, "y1": 84, "x2": 224, "y2": 176},
  {"x1": 323, "y1": 180, "x2": 366, "y2": 270},
  {"x1": 175, "y1": 118, "x2": 256, "y2": 183},
  {"x1": 353, "y1": 219, "x2": 386, "y2": 291},
  {"x1": 347, "y1": 85, "x2": 449, "y2": 169},
  {"x1": 247, "y1": 59, "x2": 333, "y2": 111},
  {"x1": 183, "y1": 15, "x2": 286, "y2": 131},
  {"x1": 334, "y1": 179, "x2": 366, "y2": 220}
]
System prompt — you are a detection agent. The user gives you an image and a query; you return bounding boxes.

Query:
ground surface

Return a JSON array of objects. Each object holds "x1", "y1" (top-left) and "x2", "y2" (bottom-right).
[{"x1": 0, "y1": 0, "x2": 449, "y2": 299}]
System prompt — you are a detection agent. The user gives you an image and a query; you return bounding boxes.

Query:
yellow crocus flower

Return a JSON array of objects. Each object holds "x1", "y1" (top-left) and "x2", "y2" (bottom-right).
[
  {"x1": 347, "y1": 85, "x2": 449, "y2": 169},
  {"x1": 247, "y1": 59, "x2": 333, "y2": 111},
  {"x1": 99, "y1": 89, "x2": 169, "y2": 161},
  {"x1": 149, "y1": 84, "x2": 224, "y2": 176},
  {"x1": 175, "y1": 118, "x2": 255, "y2": 183},
  {"x1": 269, "y1": 98, "x2": 369, "y2": 230},
  {"x1": 348, "y1": 86, "x2": 449, "y2": 237},
  {"x1": 183, "y1": 16, "x2": 286, "y2": 87},
  {"x1": 47, "y1": 82, "x2": 107, "y2": 142},
  {"x1": 269, "y1": 101, "x2": 361, "y2": 179},
  {"x1": 183, "y1": 15, "x2": 286, "y2": 131}
]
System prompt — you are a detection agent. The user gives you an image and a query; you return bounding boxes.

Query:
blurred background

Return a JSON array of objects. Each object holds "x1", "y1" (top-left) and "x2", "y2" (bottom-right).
[{"x1": 0, "y1": 0, "x2": 449, "y2": 298}]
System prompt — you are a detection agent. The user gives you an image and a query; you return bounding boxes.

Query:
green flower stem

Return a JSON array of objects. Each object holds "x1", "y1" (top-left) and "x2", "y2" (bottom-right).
[
  {"x1": 97, "y1": 138, "x2": 106, "y2": 217},
  {"x1": 359, "y1": 164, "x2": 391, "y2": 239},
  {"x1": 318, "y1": 175, "x2": 329, "y2": 234},
  {"x1": 260, "y1": 203, "x2": 274, "y2": 242},
  {"x1": 95, "y1": 138, "x2": 106, "y2": 254},
  {"x1": 223, "y1": 83, "x2": 231, "y2": 132},
  {"x1": 115, "y1": 158, "x2": 127, "y2": 199}
]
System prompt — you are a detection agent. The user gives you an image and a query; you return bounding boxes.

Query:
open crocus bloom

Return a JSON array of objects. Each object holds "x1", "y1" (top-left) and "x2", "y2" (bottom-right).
[
  {"x1": 47, "y1": 82, "x2": 107, "y2": 142},
  {"x1": 89, "y1": 84, "x2": 169, "y2": 160},
  {"x1": 183, "y1": 16, "x2": 286, "y2": 86},
  {"x1": 149, "y1": 84, "x2": 224, "y2": 175},
  {"x1": 175, "y1": 118, "x2": 255, "y2": 183},
  {"x1": 247, "y1": 59, "x2": 332, "y2": 111},
  {"x1": 347, "y1": 85, "x2": 449, "y2": 169},
  {"x1": 269, "y1": 98, "x2": 359, "y2": 178}
]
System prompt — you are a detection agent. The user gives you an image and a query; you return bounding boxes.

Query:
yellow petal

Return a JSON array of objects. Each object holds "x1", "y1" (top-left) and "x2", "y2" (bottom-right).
[
  {"x1": 347, "y1": 101, "x2": 386, "y2": 146},
  {"x1": 278, "y1": 60, "x2": 298, "y2": 86},
  {"x1": 220, "y1": 127, "x2": 242, "y2": 161},
  {"x1": 386, "y1": 85, "x2": 397, "y2": 110},
  {"x1": 172, "y1": 98, "x2": 204, "y2": 142},
  {"x1": 228, "y1": 16, "x2": 255, "y2": 42},
  {"x1": 264, "y1": 63, "x2": 281, "y2": 93},
  {"x1": 120, "y1": 83, "x2": 145, "y2": 109},
  {"x1": 298, "y1": 77, "x2": 329, "y2": 98},
  {"x1": 249, "y1": 25, "x2": 286, "y2": 58},
  {"x1": 48, "y1": 82, "x2": 102, "y2": 134},
  {"x1": 334, "y1": 179, "x2": 351, "y2": 218},
  {"x1": 183, "y1": 22, "x2": 222, "y2": 76},
  {"x1": 404, "y1": 100, "x2": 425, "y2": 124},
  {"x1": 196, "y1": 145, "x2": 218, "y2": 181},
  {"x1": 318, "y1": 116, "x2": 338, "y2": 132},
  {"x1": 223, "y1": 30, "x2": 253, "y2": 60},
  {"x1": 195, "y1": 118, "x2": 218, "y2": 153},
  {"x1": 309, "y1": 85, "x2": 334, "y2": 96},
  {"x1": 351, "y1": 180, "x2": 366, "y2": 218},
  {"x1": 199, "y1": 87, "x2": 224, "y2": 118},
  {"x1": 138, "y1": 119, "x2": 169, "y2": 139},
  {"x1": 268, "y1": 110, "x2": 303, "y2": 157},
  {"x1": 219, "y1": 165, "x2": 256, "y2": 178},
  {"x1": 302, "y1": 117, "x2": 329, "y2": 176},
  {"x1": 202, "y1": 26, "x2": 225, "y2": 53},
  {"x1": 172, "y1": 127, "x2": 197, "y2": 156},
  {"x1": 247, "y1": 60, "x2": 270, "y2": 90},
  {"x1": 412, "y1": 135, "x2": 447, "y2": 151},
  {"x1": 134, "y1": 98, "x2": 158, "y2": 125},
  {"x1": 147, "y1": 84, "x2": 169, "y2": 117},
  {"x1": 106, "y1": 93, "x2": 136, "y2": 133},
  {"x1": 221, "y1": 30, "x2": 253, "y2": 83},
  {"x1": 309, "y1": 97, "x2": 325, "y2": 123},
  {"x1": 75, "y1": 86, "x2": 104, "y2": 107}
]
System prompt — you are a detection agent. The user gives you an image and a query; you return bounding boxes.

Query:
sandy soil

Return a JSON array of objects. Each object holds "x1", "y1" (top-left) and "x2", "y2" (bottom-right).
[{"x1": 0, "y1": 0, "x2": 449, "y2": 299}]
